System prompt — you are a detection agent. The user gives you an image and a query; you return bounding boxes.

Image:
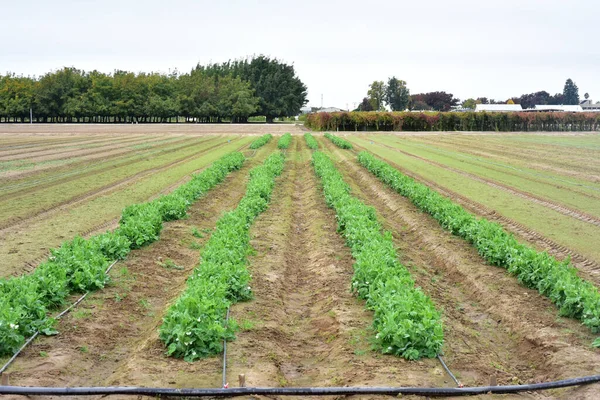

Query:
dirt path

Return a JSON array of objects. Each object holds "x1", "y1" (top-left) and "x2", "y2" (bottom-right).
[
  {"x1": 323, "y1": 140, "x2": 600, "y2": 399},
  {"x1": 1, "y1": 141, "x2": 277, "y2": 399}
]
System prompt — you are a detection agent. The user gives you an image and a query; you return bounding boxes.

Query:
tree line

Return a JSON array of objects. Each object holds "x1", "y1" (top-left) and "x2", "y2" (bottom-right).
[
  {"x1": 306, "y1": 111, "x2": 600, "y2": 132},
  {"x1": 0, "y1": 56, "x2": 307, "y2": 123},
  {"x1": 356, "y1": 78, "x2": 591, "y2": 112}
]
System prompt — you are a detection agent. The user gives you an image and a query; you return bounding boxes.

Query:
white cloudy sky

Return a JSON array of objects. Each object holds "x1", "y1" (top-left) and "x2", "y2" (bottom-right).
[{"x1": 2, "y1": 0, "x2": 598, "y2": 108}]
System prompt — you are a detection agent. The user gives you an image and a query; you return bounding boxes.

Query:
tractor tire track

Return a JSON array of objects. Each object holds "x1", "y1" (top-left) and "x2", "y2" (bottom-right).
[{"x1": 369, "y1": 138, "x2": 600, "y2": 227}]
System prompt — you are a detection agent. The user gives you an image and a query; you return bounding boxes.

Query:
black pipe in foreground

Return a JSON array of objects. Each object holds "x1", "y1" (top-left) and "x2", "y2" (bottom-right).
[{"x1": 0, "y1": 375, "x2": 599, "y2": 397}]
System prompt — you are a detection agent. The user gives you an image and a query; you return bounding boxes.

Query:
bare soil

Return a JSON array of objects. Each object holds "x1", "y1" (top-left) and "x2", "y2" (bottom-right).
[
  {"x1": 1, "y1": 140, "x2": 278, "y2": 399},
  {"x1": 2, "y1": 127, "x2": 600, "y2": 400},
  {"x1": 323, "y1": 139, "x2": 600, "y2": 399}
]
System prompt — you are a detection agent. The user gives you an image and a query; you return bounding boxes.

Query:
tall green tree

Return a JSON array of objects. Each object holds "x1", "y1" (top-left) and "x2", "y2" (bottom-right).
[
  {"x1": 201, "y1": 56, "x2": 307, "y2": 122},
  {"x1": 368, "y1": 81, "x2": 386, "y2": 111},
  {"x1": 563, "y1": 78, "x2": 579, "y2": 105},
  {"x1": 384, "y1": 77, "x2": 410, "y2": 111},
  {"x1": 461, "y1": 98, "x2": 477, "y2": 110}
]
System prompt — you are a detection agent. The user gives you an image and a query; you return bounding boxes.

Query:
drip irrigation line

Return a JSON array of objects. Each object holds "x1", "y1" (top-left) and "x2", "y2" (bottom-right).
[
  {"x1": 0, "y1": 260, "x2": 118, "y2": 375},
  {"x1": 437, "y1": 355, "x2": 462, "y2": 388},
  {"x1": 222, "y1": 307, "x2": 230, "y2": 389},
  {"x1": 1, "y1": 374, "x2": 600, "y2": 397},
  {"x1": 0, "y1": 332, "x2": 39, "y2": 375}
]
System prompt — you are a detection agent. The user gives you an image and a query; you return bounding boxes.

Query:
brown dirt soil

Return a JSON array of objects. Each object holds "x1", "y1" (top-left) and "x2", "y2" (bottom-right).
[
  {"x1": 322, "y1": 140, "x2": 600, "y2": 399},
  {"x1": 222, "y1": 138, "x2": 454, "y2": 400},
  {"x1": 0, "y1": 140, "x2": 277, "y2": 400}
]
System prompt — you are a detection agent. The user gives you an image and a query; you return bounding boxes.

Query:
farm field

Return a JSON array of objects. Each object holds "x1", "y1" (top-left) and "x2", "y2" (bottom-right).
[
  {"x1": 1, "y1": 126, "x2": 600, "y2": 399},
  {"x1": 346, "y1": 133, "x2": 600, "y2": 280}
]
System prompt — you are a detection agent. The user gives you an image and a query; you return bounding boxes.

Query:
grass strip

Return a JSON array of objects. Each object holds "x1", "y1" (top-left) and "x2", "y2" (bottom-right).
[
  {"x1": 0, "y1": 153, "x2": 246, "y2": 356},
  {"x1": 277, "y1": 133, "x2": 292, "y2": 149},
  {"x1": 324, "y1": 132, "x2": 353, "y2": 149},
  {"x1": 249, "y1": 134, "x2": 273, "y2": 149},
  {"x1": 358, "y1": 151, "x2": 600, "y2": 341},
  {"x1": 312, "y1": 151, "x2": 443, "y2": 360},
  {"x1": 304, "y1": 133, "x2": 319, "y2": 149},
  {"x1": 159, "y1": 152, "x2": 286, "y2": 361}
]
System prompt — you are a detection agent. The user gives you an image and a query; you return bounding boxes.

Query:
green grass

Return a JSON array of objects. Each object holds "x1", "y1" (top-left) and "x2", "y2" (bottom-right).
[
  {"x1": 372, "y1": 136, "x2": 600, "y2": 218},
  {"x1": 348, "y1": 136, "x2": 600, "y2": 265}
]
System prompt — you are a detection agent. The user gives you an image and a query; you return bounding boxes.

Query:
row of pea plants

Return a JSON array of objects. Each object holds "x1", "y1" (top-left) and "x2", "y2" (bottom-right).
[
  {"x1": 311, "y1": 151, "x2": 443, "y2": 359},
  {"x1": 324, "y1": 132, "x2": 353, "y2": 149},
  {"x1": 0, "y1": 152, "x2": 246, "y2": 356},
  {"x1": 304, "y1": 132, "x2": 319, "y2": 149},
  {"x1": 159, "y1": 152, "x2": 286, "y2": 361},
  {"x1": 277, "y1": 133, "x2": 292, "y2": 149},
  {"x1": 358, "y1": 151, "x2": 600, "y2": 340},
  {"x1": 249, "y1": 134, "x2": 273, "y2": 149}
]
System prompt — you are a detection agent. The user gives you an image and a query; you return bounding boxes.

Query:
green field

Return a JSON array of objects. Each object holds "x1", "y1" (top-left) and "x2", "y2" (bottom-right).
[{"x1": 347, "y1": 134, "x2": 600, "y2": 265}]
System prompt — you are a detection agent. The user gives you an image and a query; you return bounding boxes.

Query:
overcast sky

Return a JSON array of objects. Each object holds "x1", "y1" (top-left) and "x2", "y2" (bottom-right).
[{"x1": 2, "y1": 0, "x2": 598, "y2": 108}]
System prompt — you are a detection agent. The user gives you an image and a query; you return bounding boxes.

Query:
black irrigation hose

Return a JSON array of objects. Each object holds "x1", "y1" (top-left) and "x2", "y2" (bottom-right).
[
  {"x1": 1, "y1": 375, "x2": 600, "y2": 397},
  {"x1": 0, "y1": 260, "x2": 118, "y2": 374},
  {"x1": 222, "y1": 307, "x2": 230, "y2": 389},
  {"x1": 437, "y1": 355, "x2": 463, "y2": 388}
]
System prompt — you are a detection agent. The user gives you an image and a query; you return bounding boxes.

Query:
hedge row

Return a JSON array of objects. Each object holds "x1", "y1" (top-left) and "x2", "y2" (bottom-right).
[
  {"x1": 312, "y1": 151, "x2": 443, "y2": 359},
  {"x1": 0, "y1": 152, "x2": 246, "y2": 356},
  {"x1": 358, "y1": 151, "x2": 600, "y2": 337},
  {"x1": 159, "y1": 152, "x2": 286, "y2": 361},
  {"x1": 306, "y1": 111, "x2": 600, "y2": 132},
  {"x1": 277, "y1": 132, "x2": 292, "y2": 149},
  {"x1": 249, "y1": 134, "x2": 273, "y2": 149},
  {"x1": 324, "y1": 133, "x2": 353, "y2": 149},
  {"x1": 304, "y1": 132, "x2": 319, "y2": 149}
]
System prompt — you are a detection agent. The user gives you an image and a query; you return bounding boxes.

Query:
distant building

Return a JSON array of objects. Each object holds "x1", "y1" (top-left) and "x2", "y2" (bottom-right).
[
  {"x1": 316, "y1": 107, "x2": 346, "y2": 113},
  {"x1": 533, "y1": 105, "x2": 583, "y2": 112},
  {"x1": 580, "y1": 100, "x2": 600, "y2": 112},
  {"x1": 475, "y1": 104, "x2": 523, "y2": 112}
]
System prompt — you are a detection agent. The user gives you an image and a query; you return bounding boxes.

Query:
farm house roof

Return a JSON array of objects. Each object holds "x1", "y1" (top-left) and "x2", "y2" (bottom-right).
[{"x1": 475, "y1": 104, "x2": 524, "y2": 112}]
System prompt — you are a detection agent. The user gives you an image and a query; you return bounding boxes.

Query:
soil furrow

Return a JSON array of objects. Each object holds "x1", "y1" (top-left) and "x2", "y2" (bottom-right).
[
  {"x1": 348, "y1": 142, "x2": 600, "y2": 287},
  {"x1": 2, "y1": 141, "x2": 275, "y2": 394},
  {"x1": 323, "y1": 141, "x2": 600, "y2": 399},
  {"x1": 224, "y1": 138, "x2": 447, "y2": 395}
]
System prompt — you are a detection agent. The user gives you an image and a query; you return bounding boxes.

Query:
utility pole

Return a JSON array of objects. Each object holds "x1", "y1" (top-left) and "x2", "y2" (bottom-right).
[
  {"x1": 30, "y1": 108, "x2": 33, "y2": 124},
  {"x1": 321, "y1": 94, "x2": 323, "y2": 109}
]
